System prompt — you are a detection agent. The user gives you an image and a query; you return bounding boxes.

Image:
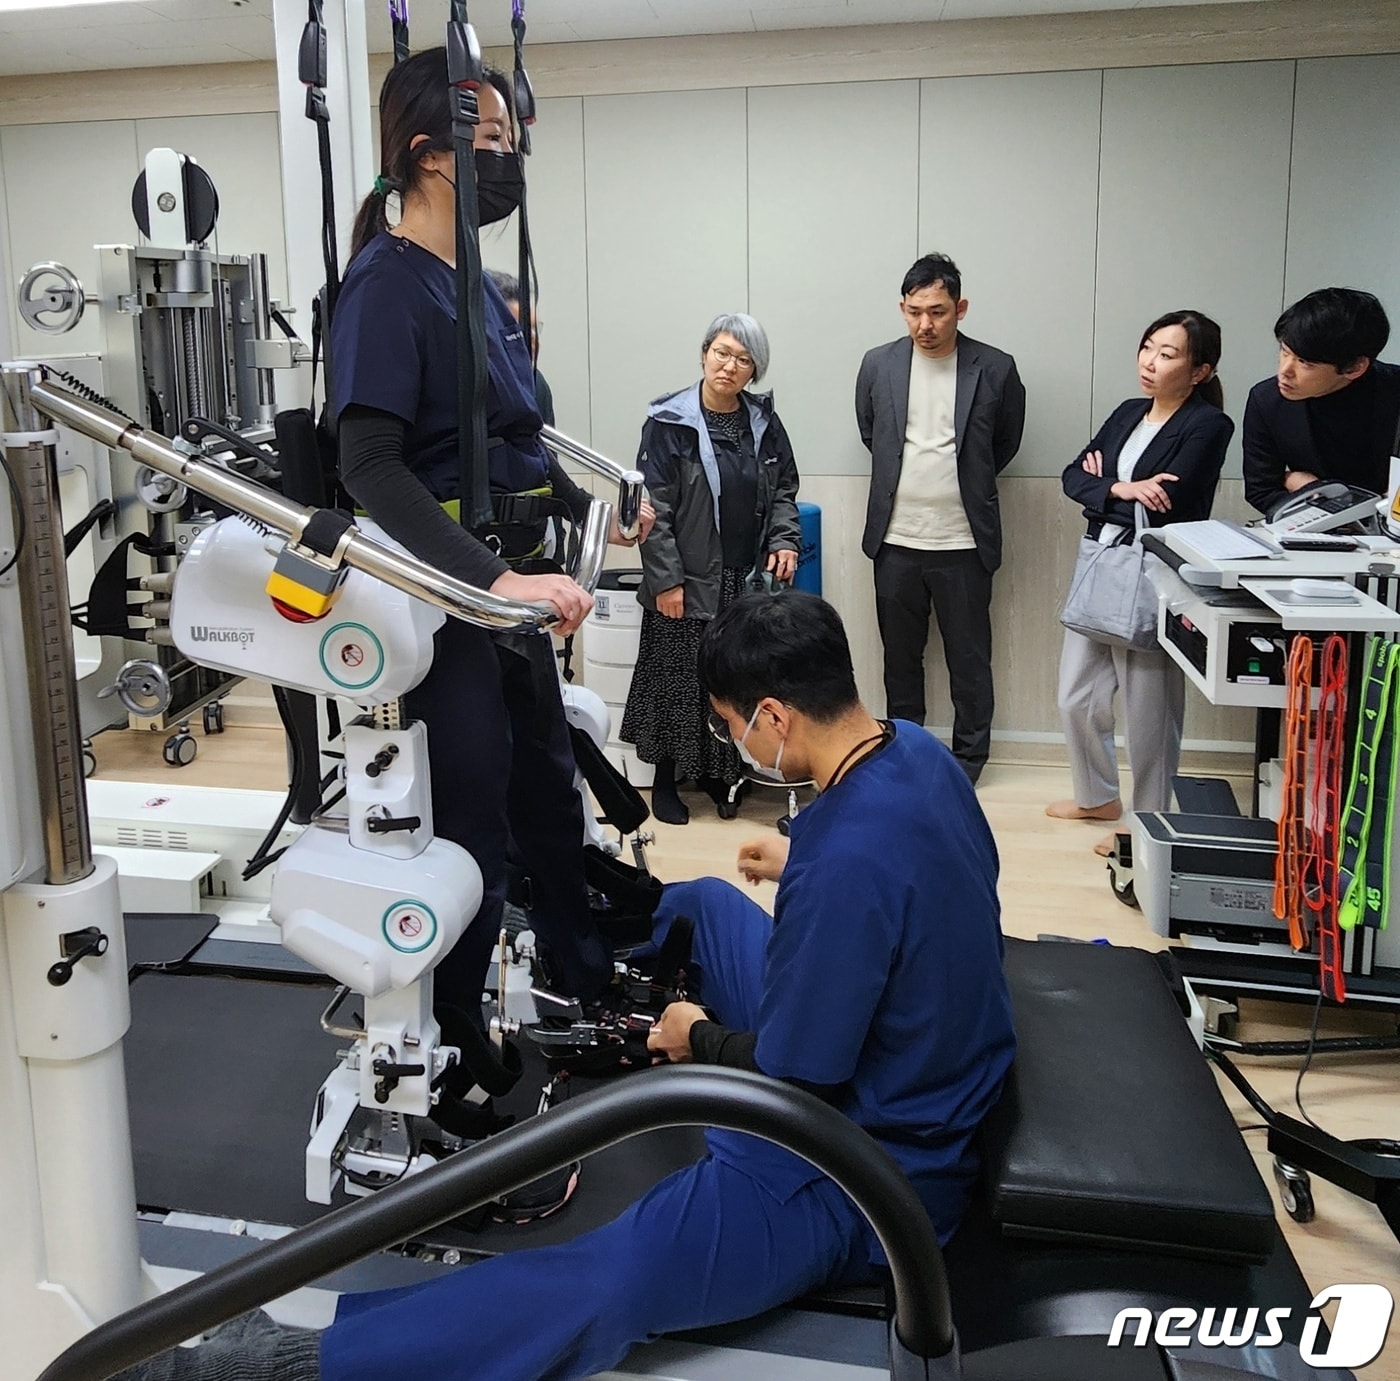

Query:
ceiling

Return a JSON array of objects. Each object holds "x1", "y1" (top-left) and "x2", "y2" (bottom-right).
[{"x1": 0, "y1": 0, "x2": 1264, "y2": 79}]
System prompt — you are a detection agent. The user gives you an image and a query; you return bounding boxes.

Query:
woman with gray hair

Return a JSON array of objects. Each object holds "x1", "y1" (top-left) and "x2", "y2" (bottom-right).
[{"x1": 622, "y1": 313, "x2": 802, "y2": 824}]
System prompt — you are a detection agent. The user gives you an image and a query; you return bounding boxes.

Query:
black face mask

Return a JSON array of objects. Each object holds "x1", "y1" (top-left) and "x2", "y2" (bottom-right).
[{"x1": 474, "y1": 150, "x2": 525, "y2": 226}]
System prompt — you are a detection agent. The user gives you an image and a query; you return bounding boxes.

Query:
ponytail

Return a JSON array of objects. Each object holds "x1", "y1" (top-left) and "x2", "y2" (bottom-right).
[
  {"x1": 349, "y1": 179, "x2": 397, "y2": 262},
  {"x1": 349, "y1": 48, "x2": 453, "y2": 263},
  {"x1": 1196, "y1": 372, "x2": 1225, "y2": 410}
]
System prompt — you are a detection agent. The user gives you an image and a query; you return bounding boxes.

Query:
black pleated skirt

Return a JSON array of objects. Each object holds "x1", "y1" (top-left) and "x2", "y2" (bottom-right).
[{"x1": 620, "y1": 566, "x2": 748, "y2": 784}]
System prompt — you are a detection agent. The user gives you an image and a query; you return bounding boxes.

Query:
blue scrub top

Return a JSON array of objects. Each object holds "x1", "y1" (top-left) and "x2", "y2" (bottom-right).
[
  {"x1": 330, "y1": 232, "x2": 550, "y2": 499},
  {"x1": 709, "y1": 723, "x2": 1016, "y2": 1249}
]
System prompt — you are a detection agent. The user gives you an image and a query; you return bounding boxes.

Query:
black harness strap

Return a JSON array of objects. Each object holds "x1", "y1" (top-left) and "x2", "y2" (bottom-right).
[
  {"x1": 63, "y1": 499, "x2": 116, "y2": 559},
  {"x1": 299, "y1": 0, "x2": 341, "y2": 326},
  {"x1": 71, "y1": 531, "x2": 173, "y2": 638},
  {"x1": 299, "y1": 507, "x2": 356, "y2": 558},
  {"x1": 446, "y1": 6, "x2": 494, "y2": 532},
  {"x1": 511, "y1": 1, "x2": 537, "y2": 365}
]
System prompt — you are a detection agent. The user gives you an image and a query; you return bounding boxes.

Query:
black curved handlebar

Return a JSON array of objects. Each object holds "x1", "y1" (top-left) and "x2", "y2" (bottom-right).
[{"x1": 38, "y1": 1066, "x2": 953, "y2": 1381}]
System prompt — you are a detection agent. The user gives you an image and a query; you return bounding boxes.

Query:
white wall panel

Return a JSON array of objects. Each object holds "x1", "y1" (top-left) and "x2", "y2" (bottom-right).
[
  {"x1": 582, "y1": 88, "x2": 748, "y2": 465},
  {"x1": 1095, "y1": 62, "x2": 1295, "y2": 477},
  {"x1": 481, "y1": 96, "x2": 593, "y2": 440},
  {"x1": 919, "y1": 70, "x2": 1102, "y2": 478},
  {"x1": 136, "y1": 113, "x2": 288, "y2": 305},
  {"x1": 1285, "y1": 55, "x2": 1400, "y2": 328},
  {"x1": 3, "y1": 119, "x2": 140, "y2": 359},
  {"x1": 748, "y1": 80, "x2": 919, "y2": 479},
  {"x1": 0, "y1": 136, "x2": 14, "y2": 359}
]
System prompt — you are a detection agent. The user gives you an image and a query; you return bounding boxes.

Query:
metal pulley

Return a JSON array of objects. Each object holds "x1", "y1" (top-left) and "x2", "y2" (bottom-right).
[
  {"x1": 98, "y1": 659, "x2": 174, "y2": 717},
  {"x1": 135, "y1": 465, "x2": 189, "y2": 513},
  {"x1": 17, "y1": 261, "x2": 93, "y2": 335}
]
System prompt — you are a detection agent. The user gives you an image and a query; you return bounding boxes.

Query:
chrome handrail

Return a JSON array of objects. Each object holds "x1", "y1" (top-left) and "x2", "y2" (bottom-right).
[
  {"x1": 542, "y1": 423, "x2": 644, "y2": 540},
  {"x1": 29, "y1": 375, "x2": 614, "y2": 629}
]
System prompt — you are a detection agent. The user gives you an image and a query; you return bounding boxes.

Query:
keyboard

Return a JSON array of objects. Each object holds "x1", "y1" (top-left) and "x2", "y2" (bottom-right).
[{"x1": 1168, "y1": 520, "x2": 1282, "y2": 562}]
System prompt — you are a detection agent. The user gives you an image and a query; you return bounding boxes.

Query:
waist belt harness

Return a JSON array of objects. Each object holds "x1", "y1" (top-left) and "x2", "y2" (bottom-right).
[
  {"x1": 1339, "y1": 636, "x2": 1400, "y2": 943},
  {"x1": 463, "y1": 483, "x2": 577, "y2": 569},
  {"x1": 357, "y1": 485, "x2": 577, "y2": 568}
]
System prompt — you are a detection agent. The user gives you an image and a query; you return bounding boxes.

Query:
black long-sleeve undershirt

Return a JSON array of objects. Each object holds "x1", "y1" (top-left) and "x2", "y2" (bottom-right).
[
  {"x1": 688, "y1": 1019, "x2": 844, "y2": 1103},
  {"x1": 689, "y1": 1019, "x2": 759, "y2": 1069},
  {"x1": 337, "y1": 404, "x2": 510, "y2": 592}
]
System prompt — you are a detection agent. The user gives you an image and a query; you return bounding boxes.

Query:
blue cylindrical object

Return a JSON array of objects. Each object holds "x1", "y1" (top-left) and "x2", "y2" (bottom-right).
[{"x1": 794, "y1": 501, "x2": 822, "y2": 595}]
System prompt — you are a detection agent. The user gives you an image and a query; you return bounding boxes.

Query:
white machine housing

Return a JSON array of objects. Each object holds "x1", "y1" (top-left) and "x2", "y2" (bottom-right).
[
  {"x1": 273, "y1": 825, "x2": 478, "y2": 1000},
  {"x1": 169, "y1": 516, "x2": 445, "y2": 704}
]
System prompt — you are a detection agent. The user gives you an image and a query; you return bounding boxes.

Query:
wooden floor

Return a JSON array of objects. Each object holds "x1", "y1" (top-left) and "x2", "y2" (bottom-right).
[{"x1": 94, "y1": 725, "x2": 1400, "y2": 1370}]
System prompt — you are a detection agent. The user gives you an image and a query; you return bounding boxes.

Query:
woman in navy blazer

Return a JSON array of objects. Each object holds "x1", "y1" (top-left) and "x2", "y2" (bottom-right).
[{"x1": 1048, "y1": 310, "x2": 1234, "y2": 852}]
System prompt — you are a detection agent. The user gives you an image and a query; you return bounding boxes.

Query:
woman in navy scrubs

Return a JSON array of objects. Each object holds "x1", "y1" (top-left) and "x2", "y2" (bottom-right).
[{"x1": 330, "y1": 50, "x2": 647, "y2": 1012}]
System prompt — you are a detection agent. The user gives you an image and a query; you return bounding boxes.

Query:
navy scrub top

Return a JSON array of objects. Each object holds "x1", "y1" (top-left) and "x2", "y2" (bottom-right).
[
  {"x1": 708, "y1": 723, "x2": 1017, "y2": 1251},
  {"x1": 330, "y1": 231, "x2": 550, "y2": 499}
]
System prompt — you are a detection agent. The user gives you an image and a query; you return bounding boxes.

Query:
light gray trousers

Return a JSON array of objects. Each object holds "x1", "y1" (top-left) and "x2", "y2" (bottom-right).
[{"x1": 1057, "y1": 628, "x2": 1185, "y2": 814}]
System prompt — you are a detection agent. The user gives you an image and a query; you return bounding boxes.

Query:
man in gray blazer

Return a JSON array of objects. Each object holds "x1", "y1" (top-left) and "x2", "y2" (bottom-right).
[{"x1": 855, "y1": 253, "x2": 1025, "y2": 784}]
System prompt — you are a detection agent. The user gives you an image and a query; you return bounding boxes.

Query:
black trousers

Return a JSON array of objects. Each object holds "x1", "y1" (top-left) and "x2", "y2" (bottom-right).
[
  {"x1": 873, "y1": 543, "x2": 994, "y2": 780},
  {"x1": 403, "y1": 618, "x2": 612, "y2": 1010}
]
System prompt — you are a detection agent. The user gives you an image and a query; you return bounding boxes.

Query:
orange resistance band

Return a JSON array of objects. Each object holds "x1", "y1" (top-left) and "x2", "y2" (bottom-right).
[
  {"x1": 1274, "y1": 636, "x2": 1315, "y2": 951},
  {"x1": 1272, "y1": 634, "x2": 1350, "y2": 1001}
]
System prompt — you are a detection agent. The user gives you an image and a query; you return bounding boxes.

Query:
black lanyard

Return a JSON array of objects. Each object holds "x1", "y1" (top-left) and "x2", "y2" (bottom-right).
[{"x1": 825, "y1": 721, "x2": 894, "y2": 792}]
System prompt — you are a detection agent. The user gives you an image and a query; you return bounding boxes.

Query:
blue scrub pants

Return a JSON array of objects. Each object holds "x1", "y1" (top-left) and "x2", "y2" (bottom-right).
[
  {"x1": 319, "y1": 879, "x2": 878, "y2": 1381},
  {"x1": 405, "y1": 619, "x2": 612, "y2": 1008}
]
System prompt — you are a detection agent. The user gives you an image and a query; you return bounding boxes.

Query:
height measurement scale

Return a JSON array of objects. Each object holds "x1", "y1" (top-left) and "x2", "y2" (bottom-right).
[{"x1": 6, "y1": 364, "x2": 92, "y2": 884}]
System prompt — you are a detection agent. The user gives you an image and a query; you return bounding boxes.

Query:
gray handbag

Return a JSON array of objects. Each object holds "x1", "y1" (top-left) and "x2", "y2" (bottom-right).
[{"x1": 1058, "y1": 502, "x2": 1161, "y2": 651}]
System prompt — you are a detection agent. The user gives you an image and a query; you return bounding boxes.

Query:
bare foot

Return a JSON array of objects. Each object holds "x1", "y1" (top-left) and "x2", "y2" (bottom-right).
[
  {"x1": 1092, "y1": 832, "x2": 1118, "y2": 858},
  {"x1": 1045, "y1": 798, "x2": 1123, "y2": 822}
]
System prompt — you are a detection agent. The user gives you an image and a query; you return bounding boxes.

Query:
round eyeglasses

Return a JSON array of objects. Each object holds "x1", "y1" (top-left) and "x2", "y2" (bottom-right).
[{"x1": 709, "y1": 344, "x2": 754, "y2": 372}]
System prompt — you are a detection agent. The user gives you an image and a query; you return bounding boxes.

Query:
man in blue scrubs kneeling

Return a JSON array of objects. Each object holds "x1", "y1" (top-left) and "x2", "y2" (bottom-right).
[{"x1": 124, "y1": 591, "x2": 1015, "y2": 1381}]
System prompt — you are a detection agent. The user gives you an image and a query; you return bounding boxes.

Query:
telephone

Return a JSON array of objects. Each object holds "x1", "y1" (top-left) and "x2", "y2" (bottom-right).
[{"x1": 1264, "y1": 480, "x2": 1384, "y2": 536}]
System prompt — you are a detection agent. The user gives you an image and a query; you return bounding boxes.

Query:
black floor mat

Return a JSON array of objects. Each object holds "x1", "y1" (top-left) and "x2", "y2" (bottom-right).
[{"x1": 125, "y1": 970, "x2": 704, "y2": 1251}]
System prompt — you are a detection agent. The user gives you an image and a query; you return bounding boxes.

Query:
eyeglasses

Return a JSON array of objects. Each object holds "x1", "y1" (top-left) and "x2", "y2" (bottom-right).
[
  {"x1": 709, "y1": 345, "x2": 754, "y2": 372},
  {"x1": 706, "y1": 710, "x2": 733, "y2": 744}
]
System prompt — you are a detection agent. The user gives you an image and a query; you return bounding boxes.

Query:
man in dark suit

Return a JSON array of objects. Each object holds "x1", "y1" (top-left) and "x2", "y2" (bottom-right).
[
  {"x1": 855, "y1": 253, "x2": 1025, "y2": 784},
  {"x1": 1243, "y1": 287, "x2": 1400, "y2": 517}
]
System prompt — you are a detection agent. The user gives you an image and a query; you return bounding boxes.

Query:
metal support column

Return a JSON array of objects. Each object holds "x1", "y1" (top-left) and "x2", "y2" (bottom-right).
[{"x1": 0, "y1": 362, "x2": 143, "y2": 1381}]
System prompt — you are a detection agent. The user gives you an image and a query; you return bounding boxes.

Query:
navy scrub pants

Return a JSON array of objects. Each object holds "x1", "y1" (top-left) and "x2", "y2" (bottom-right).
[
  {"x1": 319, "y1": 878, "x2": 877, "y2": 1381},
  {"x1": 403, "y1": 618, "x2": 612, "y2": 1009}
]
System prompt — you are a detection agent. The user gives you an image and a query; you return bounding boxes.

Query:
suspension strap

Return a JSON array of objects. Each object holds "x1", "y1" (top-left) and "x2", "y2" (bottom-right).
[
  {"x1": 299, "y1": 0, "x2": 340, "y2": 325},
  {"x1": 1339, "y1": 636, "x2": 1400, "y2": 938},
  {"x1": 389, "y1": 0, "x2": 410, "y2": 64},
  {"x1": 511, "y1": 0, "x2": 538, "y2": 365},
  {"x1": 446, "y1": 3, "x2": 494, "y2": 532}
]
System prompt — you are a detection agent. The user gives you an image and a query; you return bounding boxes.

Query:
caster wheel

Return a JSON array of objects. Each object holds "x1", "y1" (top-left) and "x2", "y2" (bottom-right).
[
  {"x1": 163, "y1": 731, "x2": 197, "y2": 768},
  {"x1": 82, "y1": 746, "x2": 97, "y2": 779},
  {"x1": 1110, "y1": 872, "x2": 1137, "y2": 908},
  {"x1": 1273, "y1": 1160, "x2": 1315, "y2": 1223},
  {"x1": 777, "y1": 815, "x2": 792, "y2": 837},
  {"x1": 716, "y1": 801, "x2": 738, "y2": 820},
  {"x1": 203, "y1": 701, "x2": 225, "y2": 735}
]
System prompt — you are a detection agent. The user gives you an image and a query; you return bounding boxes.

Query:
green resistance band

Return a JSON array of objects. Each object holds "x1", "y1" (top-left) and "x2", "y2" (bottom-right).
[{"x1": 1337, "y1": 636, "x2": 1400, "y2": 932}]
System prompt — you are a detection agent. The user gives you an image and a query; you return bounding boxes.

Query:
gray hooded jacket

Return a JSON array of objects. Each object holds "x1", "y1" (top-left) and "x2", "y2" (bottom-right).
[{"x1": 635, "y1": 383, "x2": 801, "y2": 619}]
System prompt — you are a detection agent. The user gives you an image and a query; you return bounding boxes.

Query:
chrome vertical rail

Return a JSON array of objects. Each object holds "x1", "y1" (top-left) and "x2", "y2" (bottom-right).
[{"x1": 1, "y1": 363, "x2": 92, "y2": 884}]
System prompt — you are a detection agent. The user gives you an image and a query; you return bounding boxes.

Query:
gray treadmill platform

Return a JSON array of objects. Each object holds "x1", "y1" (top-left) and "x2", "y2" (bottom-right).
[
  {"x1": 125, "y1": 968, "x2": 706, "y2": 1249},
  {"x1": 124, "y1": 913, "x2": 218, "y2": 970}
]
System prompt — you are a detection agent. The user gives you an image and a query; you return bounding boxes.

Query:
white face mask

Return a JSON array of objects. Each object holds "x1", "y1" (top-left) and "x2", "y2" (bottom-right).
[{"x1": 735, "y1": 704, "x2": 786, "y2": 783}]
